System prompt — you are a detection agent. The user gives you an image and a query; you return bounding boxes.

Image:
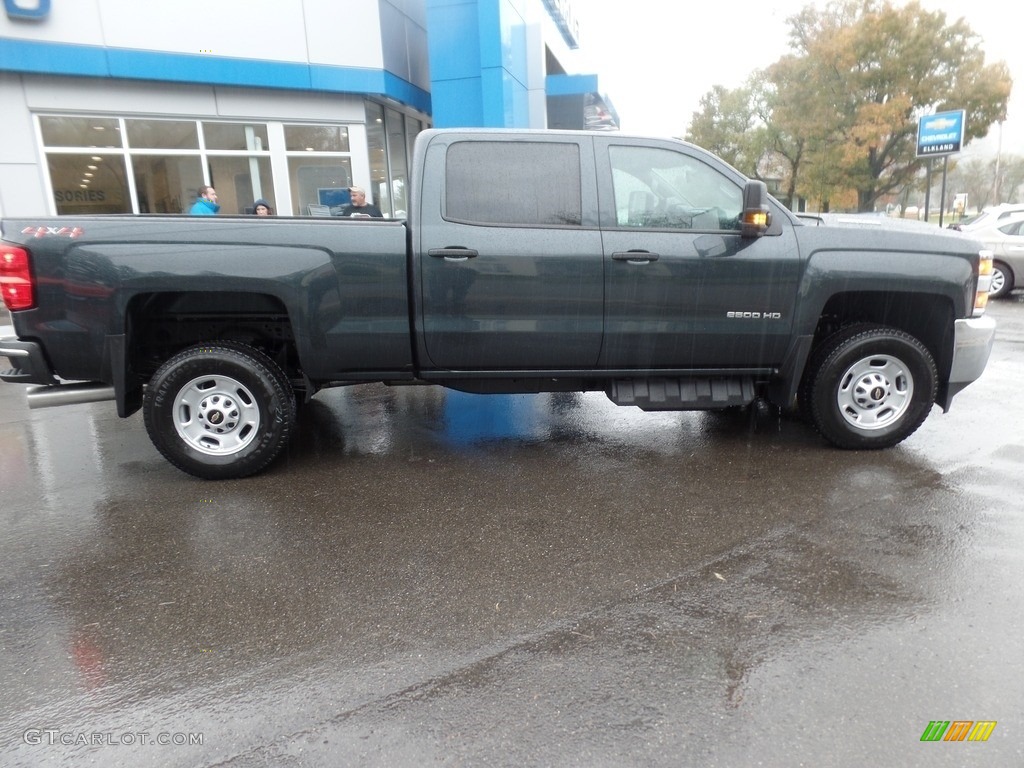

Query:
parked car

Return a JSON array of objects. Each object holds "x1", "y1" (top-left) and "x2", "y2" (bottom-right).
[
  {"x1": 950, "y1": 203, "x2": 1024, "y2": 232},
  {"x1": 968, "y1": 213, "x2": 1024, "y2": 298}
]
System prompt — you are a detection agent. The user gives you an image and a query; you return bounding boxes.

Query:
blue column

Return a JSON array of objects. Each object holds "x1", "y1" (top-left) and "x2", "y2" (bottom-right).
[{"x1": 426, "y1": 0, "x2": 532, "y2": 128}]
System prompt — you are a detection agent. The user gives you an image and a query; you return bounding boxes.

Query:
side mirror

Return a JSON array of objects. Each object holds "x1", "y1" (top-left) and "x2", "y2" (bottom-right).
[{"x1": 740, "y1": 180, "x2": 771, "y2": 237}]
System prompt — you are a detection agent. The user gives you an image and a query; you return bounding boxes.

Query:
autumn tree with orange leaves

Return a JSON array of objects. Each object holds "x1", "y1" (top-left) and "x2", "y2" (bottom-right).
[{"x1": 687, "y1": 0, "x2": 1012, "y2": 212}]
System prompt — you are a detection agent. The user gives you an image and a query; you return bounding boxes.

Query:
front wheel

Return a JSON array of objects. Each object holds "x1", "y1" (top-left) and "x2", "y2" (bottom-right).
[
  {"x1": 799, "y1": 325, "x2": 937, "y2": 450},
  {"x1": 143, "y1": 343, "x2": 296, "y2": 479},
  {"x1": 990, "y1": 261, "x2": 1013, "y2": 299}
]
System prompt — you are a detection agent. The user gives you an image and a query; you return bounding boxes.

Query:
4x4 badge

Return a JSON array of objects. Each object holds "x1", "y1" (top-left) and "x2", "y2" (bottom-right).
[{"x1": 22, "y1": 226, "x2": 84, "y2": 239}]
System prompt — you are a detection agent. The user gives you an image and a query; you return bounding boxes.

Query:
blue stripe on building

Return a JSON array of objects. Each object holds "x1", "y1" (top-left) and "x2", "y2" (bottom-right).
[{"x1": 0, "y1": 37, "x2": 431, "y2": 114}]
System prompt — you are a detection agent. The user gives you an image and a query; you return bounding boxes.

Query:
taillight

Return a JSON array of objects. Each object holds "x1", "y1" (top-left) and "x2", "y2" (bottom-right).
[{"x1": 0, "y1": 245, "x2": 35, "y2": 311}]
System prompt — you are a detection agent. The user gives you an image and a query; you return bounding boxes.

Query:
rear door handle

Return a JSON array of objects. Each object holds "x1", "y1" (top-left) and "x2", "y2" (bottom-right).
[
  {"x1": 428, "y1": 247, "x2": 479, "y2": 260},
  {"x1": 612, "y1": 250, "x2": 660, "y2": 263}
]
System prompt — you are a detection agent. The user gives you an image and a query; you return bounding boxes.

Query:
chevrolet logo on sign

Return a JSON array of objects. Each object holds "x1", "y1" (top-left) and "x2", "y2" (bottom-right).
[
  {"x1": 5, "y1": 0, "x2": 50, "y2": 20},
  {"x1": 916, "y1": 109, "x2": 966, "y2": 158}
]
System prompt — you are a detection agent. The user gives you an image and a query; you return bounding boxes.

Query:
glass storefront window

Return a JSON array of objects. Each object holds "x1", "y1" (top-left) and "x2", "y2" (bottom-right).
[
  {"x1": 37, "y1": 112, "x2": 420, "y2": 217},
  {"x1": 386, "y1": 108, "x2": 409, "y2": 219},
  {"x1": 208, "y1": 156, "x2": 276, "y2": 215},
  {"x1": 363, "y1": 103, "x2": 425, "y2": 219},
  {"x1": 126, "y1": 119, "x2": 199, "y2": 150},
  {"x1": 40, "y1": 117, "x2": 122, "y2": 149},
  {"x1": 287, "y1": 159, "x2": 352, "y2": 215},
  {"x1": 405, "y1": 115, "x2": 422, "y2": 168},
  {"x1": 204, "y1": 122, "x2": 271, "y2": 151},
  {"x1": 133, "y1": 155, "x2": 204, "y2": 214},
  {"x1": 366, "y1": 103, "x2": 388, "y2": 216},
  {"x1": 284, "y1": 125, "x2": 350, "y2": 152},
  {"x1": 48, "y1": 153, "x2": 130, "y2": 214}
]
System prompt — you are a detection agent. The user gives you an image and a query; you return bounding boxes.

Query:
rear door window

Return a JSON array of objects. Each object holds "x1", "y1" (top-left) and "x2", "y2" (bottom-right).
[{"x1": 445, "y1": 142, "x2": 582, "y2": 227}]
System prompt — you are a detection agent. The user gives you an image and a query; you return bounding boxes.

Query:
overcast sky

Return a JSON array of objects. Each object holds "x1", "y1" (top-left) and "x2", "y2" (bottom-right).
[{"x1": 574, "y1": 0, "x2": 1020, "y2": 160}]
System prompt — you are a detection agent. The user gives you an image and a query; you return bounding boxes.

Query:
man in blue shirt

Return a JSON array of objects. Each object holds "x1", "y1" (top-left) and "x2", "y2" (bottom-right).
[{"x1": 189, "y1": 186, "x2": 220, "y2": 215}]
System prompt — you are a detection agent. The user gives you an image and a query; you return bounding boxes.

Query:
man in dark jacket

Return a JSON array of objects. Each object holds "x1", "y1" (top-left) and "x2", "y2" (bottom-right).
[{"x1": 338, "y1": 186, "x2": 383, "y2": 218}]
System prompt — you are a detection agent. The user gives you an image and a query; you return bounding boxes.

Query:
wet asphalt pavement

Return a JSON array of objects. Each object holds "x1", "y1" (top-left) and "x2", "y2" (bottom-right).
[{"x1": 1, "y1": 300, "x2": 1022, "y2": 767}]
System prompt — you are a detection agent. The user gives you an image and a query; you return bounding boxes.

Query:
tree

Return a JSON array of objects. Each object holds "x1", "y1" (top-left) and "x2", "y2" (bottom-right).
[
  {"x1": 783, "y1": 0, "x2": 1012, "y2": 211},
  {"x1": 685, "y1": 1, "x2": 1012, "y2": 213},
  {"x1": 762, "y1": 52, "x2": 854, "y2": 211},
  {"x1": 948, "y1": 157, "x2": 998, "y2": 212},
  {"x1": 686, "y1": 84, "x2": 760, "y2": 176},
  {"x1": 999, "y1": 156, "x2": 1024, "y2": 203}
]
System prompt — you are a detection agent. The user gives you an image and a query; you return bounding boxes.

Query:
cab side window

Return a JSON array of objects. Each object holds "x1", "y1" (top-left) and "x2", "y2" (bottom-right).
[
  {"x1": 609, "y1": 146, "x2": 742, "y2": 231},
  {"x1": 445, "y1": 141, "x2": 582, "y2": 227}
]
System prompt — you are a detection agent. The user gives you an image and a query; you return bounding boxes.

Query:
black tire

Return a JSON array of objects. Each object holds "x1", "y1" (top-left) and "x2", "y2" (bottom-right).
[
  {"x1": 990, "y1": 261, "x2": 1013, "y2": 299},
  {"x1": 143, "y1": 342, "x2": 296, "y2": 479},
  {"x1": 798, "y1": 324, "x2": 937, "y2": 450}
]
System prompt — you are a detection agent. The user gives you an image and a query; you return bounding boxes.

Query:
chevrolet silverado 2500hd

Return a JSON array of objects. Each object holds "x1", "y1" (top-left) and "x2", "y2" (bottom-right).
[{"x1": 0, "y1": 129, "x2": 996, "y2": 479}]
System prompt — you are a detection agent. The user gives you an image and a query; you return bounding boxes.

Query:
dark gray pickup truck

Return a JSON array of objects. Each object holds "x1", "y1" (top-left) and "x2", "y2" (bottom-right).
[{"x1": 0, "y1": 129, "x2": 996, "y2": 479}]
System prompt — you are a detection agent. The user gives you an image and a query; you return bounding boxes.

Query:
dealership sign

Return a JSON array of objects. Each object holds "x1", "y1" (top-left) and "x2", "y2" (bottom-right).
[
  {"x1": 917, "y1": 110, "x2": 966, "y2": 158},
  {"x1": 4, "y1": 0, "x2": 50, "y2": 20}
]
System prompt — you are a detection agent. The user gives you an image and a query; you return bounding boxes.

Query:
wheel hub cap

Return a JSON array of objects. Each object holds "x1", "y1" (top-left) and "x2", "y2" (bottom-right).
[
  {"x1": 837, "y1": 355, "x2": 913, "y2": 430},
  {"x1": 200, "y1": 397, "x2": 234, "y2": 431},
  {"x1": 173, "y1": 375, "x2": 261, "y2": 455}
]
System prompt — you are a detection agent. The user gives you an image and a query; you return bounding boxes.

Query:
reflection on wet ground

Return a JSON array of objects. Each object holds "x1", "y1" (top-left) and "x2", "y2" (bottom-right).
[{"x1": 1, "y1": 300, "x2": 1022, "y2": 766}]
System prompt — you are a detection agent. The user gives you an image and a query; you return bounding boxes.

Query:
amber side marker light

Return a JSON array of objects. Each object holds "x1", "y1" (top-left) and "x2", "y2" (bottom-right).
[
  {"x1": 740, "y1": 210, "x2": 771, "y2": 237},
  {"x1": 0, "y1": 246, "x2": 35, "y2": 311},
  {"x1": 974, "y1": 250, "x2": 993, "y2": 315}
]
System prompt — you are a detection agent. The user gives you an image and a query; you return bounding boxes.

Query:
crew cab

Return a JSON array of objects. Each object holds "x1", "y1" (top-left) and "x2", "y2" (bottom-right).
[{"x1": 0, "y1": 129, "x2": 996, "y2": 479}]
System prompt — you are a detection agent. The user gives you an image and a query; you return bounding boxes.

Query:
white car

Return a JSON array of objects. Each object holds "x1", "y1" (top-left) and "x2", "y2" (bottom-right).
[
  {"x1": 953, "y1": 203, "x2": 1024, "y2": 233},
  {"x1": 968, "y1": 212, "x2": 1024, "y2": 298}
]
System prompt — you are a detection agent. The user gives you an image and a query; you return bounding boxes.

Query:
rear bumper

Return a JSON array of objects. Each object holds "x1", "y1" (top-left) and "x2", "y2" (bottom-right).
[
  {"x1": 0, "y1": 337, "x2": 57, "y2": 385},
  {"x1": 941, "y1": 315, "x2": 996, "y2": 409},
  {"x1": 2, "y1": 333, "x2": 135, "y2": 415}
]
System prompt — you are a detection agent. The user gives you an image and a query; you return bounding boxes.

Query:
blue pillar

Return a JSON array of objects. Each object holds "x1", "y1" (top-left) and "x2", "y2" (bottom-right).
[{"x1": 426, "y1": 0, "x2": 532, "y2": 128}]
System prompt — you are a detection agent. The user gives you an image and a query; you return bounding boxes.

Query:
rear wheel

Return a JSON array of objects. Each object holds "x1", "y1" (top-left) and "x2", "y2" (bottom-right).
[
  {"x1": 799, "y1": 325, "x2": 936, "y2": 449},
  {"x1": 143, "y1": 342, "x2": 296, "y2": 479}
]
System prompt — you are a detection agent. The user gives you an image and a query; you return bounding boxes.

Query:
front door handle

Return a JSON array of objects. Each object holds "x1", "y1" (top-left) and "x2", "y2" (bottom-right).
[
  {"x1": 428, "y1": 247, "x2": 479, "y2": 260},
  {"x1": 612, "y1": 250, "x2": 660, "y2": 263}
]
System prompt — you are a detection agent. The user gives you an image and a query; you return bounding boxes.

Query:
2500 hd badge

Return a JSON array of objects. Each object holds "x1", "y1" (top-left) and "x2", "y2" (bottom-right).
[{"x1": 727, "y1": 311, "x2": 784, "y2": 319}]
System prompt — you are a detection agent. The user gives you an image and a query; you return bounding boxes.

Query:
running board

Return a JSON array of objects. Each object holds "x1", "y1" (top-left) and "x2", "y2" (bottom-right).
[{"x1": 607, "y1": 377, "x2": 757, "y2": 411}]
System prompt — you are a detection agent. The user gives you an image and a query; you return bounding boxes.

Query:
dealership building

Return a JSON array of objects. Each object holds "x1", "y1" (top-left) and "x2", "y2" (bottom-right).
[{"x1": 0, "y1": 0, "x2": 616, "y2": 219}]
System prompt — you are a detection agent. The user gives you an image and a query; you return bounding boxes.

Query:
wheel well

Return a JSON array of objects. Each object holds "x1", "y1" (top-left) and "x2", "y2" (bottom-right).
[
  {"x1": 811, "y1": 292, "x2": 955, "y2": 380},
  {"x1": 126, "y1": 292, "x2": 299, "y2": 383}
]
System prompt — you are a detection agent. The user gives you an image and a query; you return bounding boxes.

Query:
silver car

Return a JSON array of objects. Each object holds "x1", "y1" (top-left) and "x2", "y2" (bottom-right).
[{"x1": 971, "y1": 213, "x2": 1024, "y2": 298}]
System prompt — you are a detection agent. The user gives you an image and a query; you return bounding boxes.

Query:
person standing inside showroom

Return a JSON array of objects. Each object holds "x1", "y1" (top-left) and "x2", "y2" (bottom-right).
[
  {"x1": 339, "y1": 186, "x2": 383, "y2": 218},
  {"x1": 189, "y1": 186, "x2": 220, "y2": 215}
]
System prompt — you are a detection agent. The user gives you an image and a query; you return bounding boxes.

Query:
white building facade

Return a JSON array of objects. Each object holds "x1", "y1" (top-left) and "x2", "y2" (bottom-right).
[
  {"x1": 0, "y1": 0, "x2": 611, "y2": 218},
  {"x1": 0, "y1": 0, "x2": 433, "y2": 218}
]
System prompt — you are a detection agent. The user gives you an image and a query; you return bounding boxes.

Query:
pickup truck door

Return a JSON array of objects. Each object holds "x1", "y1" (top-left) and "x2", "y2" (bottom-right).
[
  {"x1": 593, "y1": 137, "x2": 801, "y2": 369},
  {"x1": 415, "y1": 135, "x2": 603, "y2": 370}
]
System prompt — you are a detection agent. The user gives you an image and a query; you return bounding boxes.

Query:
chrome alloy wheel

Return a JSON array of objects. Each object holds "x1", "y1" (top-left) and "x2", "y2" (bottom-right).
[
  {"x1": 835, "y1": 354, "x2": 913, "y2": 430},
  {"x1": 989, "y1": 265, "x2": 1007, "y2": 298},
  {"x1": 173, "y1": 374, "x2": 261, "y2": 455}
]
